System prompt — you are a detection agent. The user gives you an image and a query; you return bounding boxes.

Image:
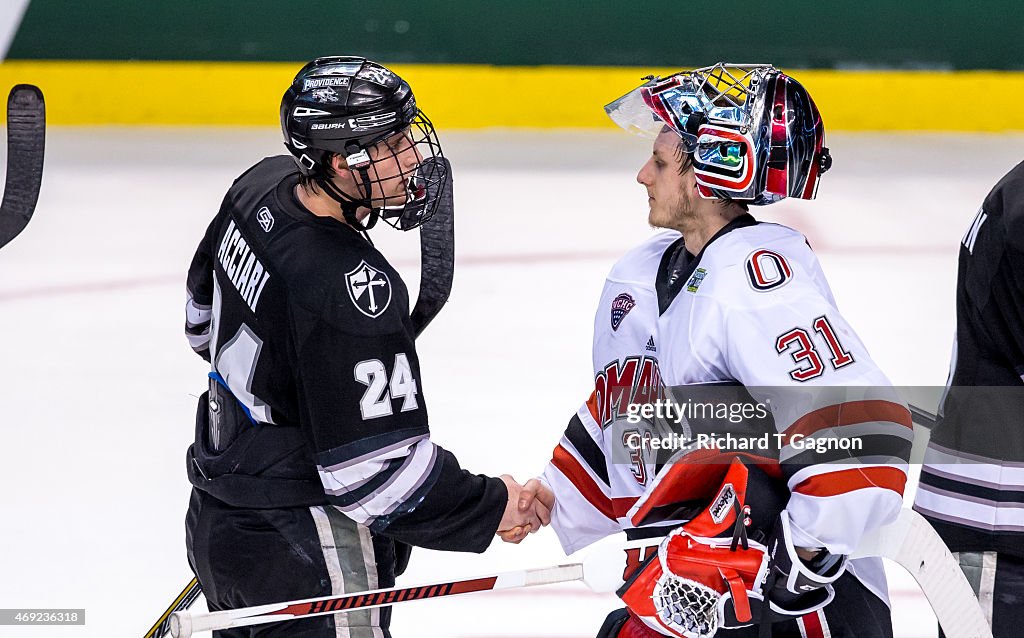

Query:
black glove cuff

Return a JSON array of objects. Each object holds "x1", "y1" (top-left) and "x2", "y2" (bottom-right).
[{"x1": 764, "y1": 510, "x2": 847, "y2": 615}]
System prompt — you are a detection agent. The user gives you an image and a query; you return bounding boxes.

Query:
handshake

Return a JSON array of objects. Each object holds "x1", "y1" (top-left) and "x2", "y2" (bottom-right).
[{"x1": 497, "y1": 475, "x2": 555, "y2": 544}]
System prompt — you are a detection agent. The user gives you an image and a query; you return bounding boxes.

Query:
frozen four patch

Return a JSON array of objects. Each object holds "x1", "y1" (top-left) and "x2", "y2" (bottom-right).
[{"x1": 686, "y1": 268, "x2": 707, "y2": 293}]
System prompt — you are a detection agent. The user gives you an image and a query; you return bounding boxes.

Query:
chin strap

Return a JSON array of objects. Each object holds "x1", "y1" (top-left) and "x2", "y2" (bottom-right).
[{"x1": 315, "y1": 166, "x2": 379, "y2": 230}]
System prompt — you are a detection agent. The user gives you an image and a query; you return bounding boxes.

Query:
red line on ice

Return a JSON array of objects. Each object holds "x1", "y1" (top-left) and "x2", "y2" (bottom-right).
[{"x1": 0, "y1": 246, "x2": 949, "y2": 303}]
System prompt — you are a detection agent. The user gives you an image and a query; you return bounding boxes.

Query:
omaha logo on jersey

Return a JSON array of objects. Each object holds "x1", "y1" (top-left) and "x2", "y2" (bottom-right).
[
  {"x1": 745, "y1": 249, "x2": 792, "y2": 291},
  {"x1": 346, "y1": 261, "x2": 392, "y2": 318},
  {"x1": 610, "y1": 293, "x2": 636, "y2": 331}
]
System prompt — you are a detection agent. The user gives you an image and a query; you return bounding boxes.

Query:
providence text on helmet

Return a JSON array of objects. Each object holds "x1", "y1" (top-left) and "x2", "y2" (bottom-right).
[
  {"x1": 280, "y1": 56, "x2": 449, "y2": 231},
  {"x1": 605, "y1": 62, "x2": 832, "y2": 206}
]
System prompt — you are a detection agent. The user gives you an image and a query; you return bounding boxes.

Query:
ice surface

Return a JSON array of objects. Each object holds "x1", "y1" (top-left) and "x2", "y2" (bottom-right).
[{"x1": 1, "y1": 128, "x2": 1021, "y2": 637}]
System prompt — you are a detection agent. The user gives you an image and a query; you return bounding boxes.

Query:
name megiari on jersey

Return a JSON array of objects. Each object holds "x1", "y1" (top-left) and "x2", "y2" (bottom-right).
[{"x1": 215, "y1": 218, "x2": 271, "y2": 312}]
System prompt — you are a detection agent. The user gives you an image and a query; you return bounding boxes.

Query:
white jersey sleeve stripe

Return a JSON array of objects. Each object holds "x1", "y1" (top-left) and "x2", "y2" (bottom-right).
[
  {"x1": 542, "y1": 461, "x2": 621, "y2": 554},
  {"x1": 319, "y1": 438, "x2": 439, "y2": 525}
]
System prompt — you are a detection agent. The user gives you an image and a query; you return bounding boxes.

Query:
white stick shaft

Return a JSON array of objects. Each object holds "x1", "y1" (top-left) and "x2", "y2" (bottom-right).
[{"x1": 170, "y1": 564, "x2": 583, "y2": 637}]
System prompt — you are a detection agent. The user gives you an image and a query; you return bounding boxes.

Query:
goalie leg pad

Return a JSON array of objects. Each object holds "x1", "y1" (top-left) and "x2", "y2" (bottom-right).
[{"x1": 595, "y1": 608, "x2": 667, "y2": 638}]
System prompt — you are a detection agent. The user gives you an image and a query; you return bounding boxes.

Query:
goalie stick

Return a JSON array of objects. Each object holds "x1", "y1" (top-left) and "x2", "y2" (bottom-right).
[
  {"x1": 145, "y1": 159, "x2": 456, "y2": 638},
  {"x1": 852, "y1": 509, "x2": 991, "y2": 638},
  {"x1": 0, "y1": 84, "x2": 45, "y2": 250},
  {"x1": 170, "y1": 509, "x2": 991, "y2": 638}
]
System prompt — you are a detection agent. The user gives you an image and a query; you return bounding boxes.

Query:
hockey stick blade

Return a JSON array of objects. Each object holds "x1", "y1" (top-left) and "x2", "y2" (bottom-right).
[
  {"x1": 0, "y1": 84, "x2": 45, "y2": 250},
  {"x1": 167, "y1": 539, "x2": 652, "y2": 637},
  {"x1": 410, "y1": 156, "x2": 454, "y2": 337},
  {"x1": 853, "y1": 508, "x2": 992, "y2": 638}
]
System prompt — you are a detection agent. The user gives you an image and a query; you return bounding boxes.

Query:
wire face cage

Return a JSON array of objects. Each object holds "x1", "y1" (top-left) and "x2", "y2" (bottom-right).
[{"x1": 604, "y1": 63, "x2": 777, "y2": 149}]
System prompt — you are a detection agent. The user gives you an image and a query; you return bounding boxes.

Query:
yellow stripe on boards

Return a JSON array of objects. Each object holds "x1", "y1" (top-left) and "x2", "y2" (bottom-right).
[{"x1": 0, "y1": 61, "x2": 1021, "y2": 131}]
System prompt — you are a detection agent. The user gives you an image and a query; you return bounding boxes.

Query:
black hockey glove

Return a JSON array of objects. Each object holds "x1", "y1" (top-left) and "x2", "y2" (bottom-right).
[{"x1": 761, "y1": 510, "x2": 847, "y2": 618}]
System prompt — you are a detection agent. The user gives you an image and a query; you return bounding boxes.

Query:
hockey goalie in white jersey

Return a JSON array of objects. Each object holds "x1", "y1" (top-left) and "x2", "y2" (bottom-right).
[{"x1": 513, "y1": 65, "x2": 913, "y2": 638}]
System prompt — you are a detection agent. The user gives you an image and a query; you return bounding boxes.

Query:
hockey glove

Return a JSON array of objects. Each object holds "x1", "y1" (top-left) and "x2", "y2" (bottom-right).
[{"x1": 761, "y1": 509, "x2": 847, "y2": 617}]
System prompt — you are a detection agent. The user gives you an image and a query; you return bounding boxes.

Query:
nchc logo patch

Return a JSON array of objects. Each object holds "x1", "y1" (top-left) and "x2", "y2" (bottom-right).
[
  {"x1": 745, "y1": 249, "x2": 793, "y2": 291},
  {"x1": 346, "y1": 261, "x2": 392, "y2": 318},
  {"x1": 610, "y1": 293, "x2": 636, "y2": 331}
]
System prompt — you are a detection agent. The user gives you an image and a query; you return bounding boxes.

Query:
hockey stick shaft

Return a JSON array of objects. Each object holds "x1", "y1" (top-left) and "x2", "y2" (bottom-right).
[
  {"x1": 143, "y1": 578, "x2": 200, "y2": 638},
  {"x1": 170, "y1": 564, "x2": 583, "y2": 637}
]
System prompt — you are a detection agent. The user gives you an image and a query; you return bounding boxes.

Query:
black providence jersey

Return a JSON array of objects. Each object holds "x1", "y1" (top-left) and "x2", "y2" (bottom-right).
[
  {"x1": 184, "y1": 156, "x2": 505, "y2": 552},
  {"x1": 915, "y1": 160, "x2": 1024, "y2": 557}
]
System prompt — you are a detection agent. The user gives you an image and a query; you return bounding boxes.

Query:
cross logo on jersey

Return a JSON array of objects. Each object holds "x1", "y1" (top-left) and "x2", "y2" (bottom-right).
[{"x1": 346, "y1": 261, "x2": 392, "y2": 318}]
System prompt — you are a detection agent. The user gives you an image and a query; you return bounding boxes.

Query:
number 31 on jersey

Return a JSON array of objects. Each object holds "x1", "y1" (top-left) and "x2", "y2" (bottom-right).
[{"x1": 775, "y1": 315, "x2": 855, "y2": 382}]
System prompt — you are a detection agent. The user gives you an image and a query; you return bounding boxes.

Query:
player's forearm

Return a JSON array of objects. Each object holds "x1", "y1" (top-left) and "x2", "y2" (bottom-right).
[{"x1": 372, "y1": 446, "x2": 507, "y2": 552}]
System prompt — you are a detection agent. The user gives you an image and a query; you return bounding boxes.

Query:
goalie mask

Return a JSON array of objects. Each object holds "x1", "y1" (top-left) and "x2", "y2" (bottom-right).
[
  {"x1": 605, "y1": 63, "x2": 832, "y2": 206},
  {"x1": 280, "y1": 56, "x2": 449, "y2": 230}
]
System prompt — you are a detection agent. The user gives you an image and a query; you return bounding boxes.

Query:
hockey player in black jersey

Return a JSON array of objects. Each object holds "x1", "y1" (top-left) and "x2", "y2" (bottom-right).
[
  {"x1": 183, "y1": 57, "x2": 548, "y2": 637},
  {"x1": 913, "y1": 161, "x2": 1024, "y2": 638}
]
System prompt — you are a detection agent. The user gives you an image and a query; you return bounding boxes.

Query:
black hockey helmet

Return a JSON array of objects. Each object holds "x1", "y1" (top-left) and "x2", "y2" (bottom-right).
[{"x1": 280, "y1": 56, "x2": 448, "y2": 230}]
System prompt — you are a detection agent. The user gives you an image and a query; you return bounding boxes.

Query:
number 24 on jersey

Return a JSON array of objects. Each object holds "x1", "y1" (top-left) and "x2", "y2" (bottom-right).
[{"x1": 354, "y1": 354, "x2": 419, "y2": 419}]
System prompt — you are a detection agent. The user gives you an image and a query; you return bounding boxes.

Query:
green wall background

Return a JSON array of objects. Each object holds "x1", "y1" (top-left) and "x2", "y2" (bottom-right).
[{"x1": 10, "y1": 1, "x2": 1024, "y2": 70}]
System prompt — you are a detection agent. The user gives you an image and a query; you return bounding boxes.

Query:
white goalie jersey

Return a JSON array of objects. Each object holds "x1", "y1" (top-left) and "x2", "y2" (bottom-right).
[{"x1": 541, "y1": 221, "x2": 911, "y2": 606}]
